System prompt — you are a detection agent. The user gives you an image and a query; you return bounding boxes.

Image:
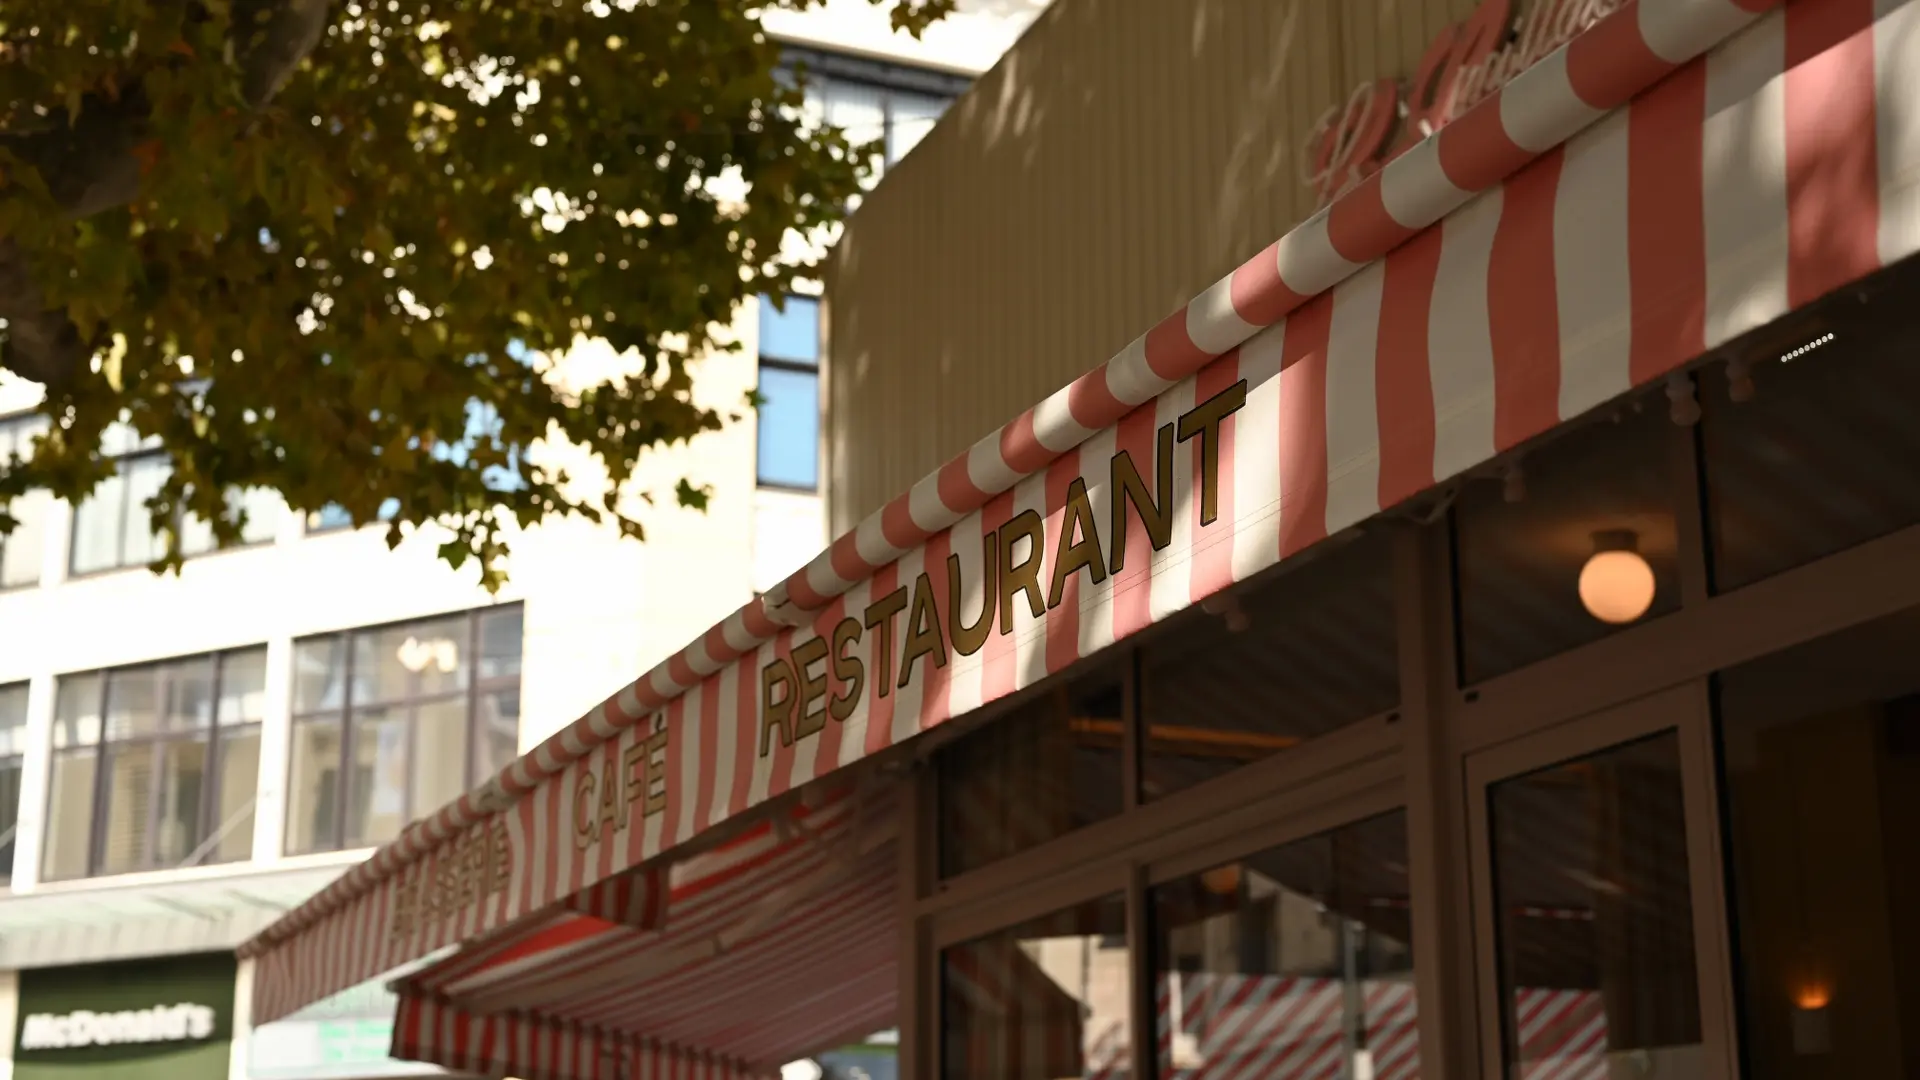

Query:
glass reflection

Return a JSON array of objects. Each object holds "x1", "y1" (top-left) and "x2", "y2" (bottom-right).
[
  {"x1": 1151, "y1": 812, "x2": 1419, "y2": 1079},
  {"x1": 942, "y1": 893, "x2": 1130, "y2": 1080},
  {"x1": 1488, "y1": 733, "x2": 1703, "y2": 1078},
  {"x1": 1718, "y1": 606, "x2": 1920, "y2": 1078}
]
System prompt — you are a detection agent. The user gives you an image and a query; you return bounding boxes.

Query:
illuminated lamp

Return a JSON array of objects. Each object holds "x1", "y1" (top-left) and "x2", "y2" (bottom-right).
[
  {"x1": 1577, "y1": 530, "x2": 1656, "y2": 626},
  {"x1": 1200, "y1": 863, "x2": 1243, "y2": 896},
  {"x1": 1791, "y1": 983, "x2": 1833, "y2": 1056}
]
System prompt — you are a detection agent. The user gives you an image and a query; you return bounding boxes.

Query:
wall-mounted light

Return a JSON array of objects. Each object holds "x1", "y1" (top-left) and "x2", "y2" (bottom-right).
[
  {"x1": 1578, "y1": 530, "x2": 1656, "y2": 625},
  {"x1": 1791, "y1": 983, "x2": 1833, "y2": 1056}
]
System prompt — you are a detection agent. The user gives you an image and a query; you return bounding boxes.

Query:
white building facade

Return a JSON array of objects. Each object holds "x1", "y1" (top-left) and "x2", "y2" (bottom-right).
[{"x1": 0, "y1": 5, "x2": 1041, "y2": 1078}]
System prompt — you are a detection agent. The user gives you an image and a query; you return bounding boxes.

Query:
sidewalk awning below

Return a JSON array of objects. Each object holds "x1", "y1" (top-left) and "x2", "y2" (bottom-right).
[
  {"x1": 386, "y1": 785, "x2": 899, "y2": 1080},
  {"x1": 0, "y1": 861, "x2": 354, "y2": 970}
]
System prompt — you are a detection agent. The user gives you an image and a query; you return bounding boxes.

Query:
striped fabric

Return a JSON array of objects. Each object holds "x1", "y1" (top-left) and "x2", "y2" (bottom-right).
[
  {"x1": 387, "y1": 786, "x2": 899, "y2": 1075},
  {"x1": 390, "y1": 992, "x2": 766, "y2": 1080},
  {"x1": 244, "y1": 0, "x2": 1920, "y2": 1035}
]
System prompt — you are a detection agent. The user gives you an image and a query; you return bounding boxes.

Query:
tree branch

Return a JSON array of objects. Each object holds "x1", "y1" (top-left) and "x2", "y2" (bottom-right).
[{"x1": 0, "y1": 0, "x2": 334, "y2": 388}]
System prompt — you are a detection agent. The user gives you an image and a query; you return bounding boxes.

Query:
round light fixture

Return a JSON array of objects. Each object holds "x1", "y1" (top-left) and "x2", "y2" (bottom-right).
[
  {"x1": 1200, "y1": 863, "x2": 1243, "y2": 896},
  {"x1": 1578, "y1": 530, "x2": 1656, "y2": 625}
]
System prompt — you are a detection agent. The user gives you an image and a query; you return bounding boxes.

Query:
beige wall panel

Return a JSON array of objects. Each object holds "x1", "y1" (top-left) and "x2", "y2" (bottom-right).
[{"x1": 825, "y1": 0, "x2": 1515, "y2": 532}]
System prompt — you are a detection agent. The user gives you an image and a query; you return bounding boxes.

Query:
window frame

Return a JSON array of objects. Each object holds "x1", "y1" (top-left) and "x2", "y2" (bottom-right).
[
  {"x1": 286, "y1": 605, "x2": 523, "y2": 856},
  {"x1": 0, "y1": 682, "x2": 28, "y2": 885},
  {"x1": 779, "y1": 48, "x2": 968, "y2": 177},
  {"x1": 42, "y1": 648, "x2": 267, "y2": 882},
  {"x1": 0, "y1": 412, "x2": 51, "y2": 591},
  {"x1": 67, "y1": 444, "x2": 279, "y2": 578},
  {"x1": 754, "y1": 293, "x2": 824, "y2": 493}
]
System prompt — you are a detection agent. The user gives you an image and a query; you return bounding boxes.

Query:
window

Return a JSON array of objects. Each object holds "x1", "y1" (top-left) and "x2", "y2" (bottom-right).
[
  {"x1": 0, "y1": 683, "x2": 26, "y2": 883},
  {"x1": 1717, "y1": 606, "x2": 1920, "y2": 1077},
  {"x1": 0, "y1": 414, "x2": 51, "y2": 589},
  {"x1": 42, "y1": 649, "x2": 268, "y2": 880},
  {"x1": 1140, "y1": 530, "x2": 1400, "y2": 800},
  {"x1": 756, "y1": 294, "x2": 822, "y2": 491},
  {"x1": 1487, "y1": 733, "x2": 1702, "y2": 1076},
  {"x1": 1451, "y1": 394, "x2": 1683, "y2": 686},
  {"x1": 788, "y1": 54, "x2": 964, "y2": 188},
  {"x1": 941, "y1": 892, "x2": 1129, "y2": 1079},
  {"x1": 1699, "y1": 295, "x2": 1920, "y2": 592},
  {"x1": 1150, "y1": 812, "x2": 1419, "y2": 1079},
  {"x1": 936, "y1": 672, "x2": 1125, "y2": 878},
  {"x1": 288, "y1": 606, "x2": 523, "y2": 854},
  {"x1": 69, "y1": 424, "x2": 278, "y2": 574}
]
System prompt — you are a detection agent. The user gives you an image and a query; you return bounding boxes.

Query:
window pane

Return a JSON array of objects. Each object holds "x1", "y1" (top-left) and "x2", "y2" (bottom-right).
[
  {"x1": 119, "y1": 455, "x2": 169, "y2": 568},
  {"x1": 1489, "y1": 732, "x2": 1701, "y2": 1076},
  {"x1": 287, "y1": 718, "x2": 343, "y2": 854},
  {"x1": 42, "y1": 752, "x2": 97, "y2": 880},
  {"x1": 151, "y1": 738, "x2": 211, "y2": 867},
  {"x1": 1717, "y1": 606, "x2": 1920, "y2": 1077},
  {"x1": 53, "y1": 674, "x2": 103, "y2": 749},
  {"x1": 475, "y1": 687, "x2": 521, "y2": 781},
  {"x1": 2, "y1": 489, "x2": 50, "y2": 588},
  {"x1": 218, "y1": 648, "x2": 269, "y2": 726},
  {"x1": 235, "y1": 487, "x2": 281, "y2": 544},
  {"x1": 293, "y1": 637, "x2": 349, "y2": 715},
  {"x1": 98, "y1": 744, "x2": 156, "y2": 875},
  {"x1": 70, "y1": 472, "x2": 127, "y2": 575},
  {"x1": 478, "y1": 606, "x2": 524, "y2": 681},
  {"x1": 1151, "y1": 812, "x2": 1418, "y2": 1079},
  {"x1": 1453, "y1": 397, "x2": 1682, "y2": 686},
  {"x1": 1141, "y1": 531, "x2": 1399, "y2": 800},
  {"x1": 756, "y1": 366, "x2": 820, "y2": 489},
  {"x1": 0, "y1": 683, "x2": 27, "y2": 758},
  {"x1": 346, "y1": 707, "x2": 410, "y2": 847},
  {"x1": 156, "y1": 657, "x2": 216, "y2": 732},
  {"x1": 937, "y1": 673, "x2": 1125, "y2": 878},
  {"x1": 0, "y1": 757, "x2": 21, "y2": 882},
  {"x1": 942, "y1": 893, "x2": 1129, "y2": 1079},
  {"x1": 1700, "y1": 294, "x2": 1920, "y2": 591},
  {"x1": 887, "y1": 91, "x2": 947, "y2": 163},
  {"x1": 413, "y1": 698, "x2": 471, "y2": 817},
  {"x1": 758, "y1": 295, "x2": 820, "y2": 365},
  {"x1": 212, "y1": 727, "x2": 261, "y2": 864},
  {"x1": 353, "y1": 616, "x2": 470, "y2": 704}
]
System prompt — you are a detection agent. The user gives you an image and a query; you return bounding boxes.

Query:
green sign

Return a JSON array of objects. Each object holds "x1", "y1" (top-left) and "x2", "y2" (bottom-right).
[{"x1": 14, "y1": 954, "x2": 237, "y2": 1080}]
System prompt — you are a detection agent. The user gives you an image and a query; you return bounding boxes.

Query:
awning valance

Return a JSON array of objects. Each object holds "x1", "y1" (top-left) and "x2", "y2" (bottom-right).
[
  {"x1": 385, "y1": 786, "x2": 897, "y2": 1078},
  {"x1": 242, "y1": 0, "x2": 1920, "y2": 1061}
]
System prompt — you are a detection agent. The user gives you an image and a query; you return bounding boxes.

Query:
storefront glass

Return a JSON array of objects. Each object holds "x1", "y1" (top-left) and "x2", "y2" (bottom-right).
[
  {"x1": 935, "y1": 672, "x2": 1125, "y2": 878},
  {"x1": 1716, "y1": 606, "x2": 1920, "y2": 1077},
  {"x1": 1698, "y1": 295, "x2": 1920, "y2": 594},
  {"x1": 12, "y1": 953, "x2": 236, "y2": 1080},
  {"x1": 1149, "y1": 812, "x2": 1418, "y2": 1079},
  {"x1": 1486, "y1": 733, "x2": 1704, "y2": 1077},
  {"x1": 940, "y1": 893, "x2": 1130, "y2": 1080},
  {"x1": 248, "y1": 977, "x2": 442, "y2": 1080},
  {"x1": 1452, "y1": 399, "x2": 1683, "y2": 686},
  {"x1": 1138, "y1": 532, "x2": 1399, "y2": 801}
]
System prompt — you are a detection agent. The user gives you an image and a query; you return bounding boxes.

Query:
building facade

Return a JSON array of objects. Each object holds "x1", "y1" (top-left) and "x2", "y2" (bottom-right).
[
  {"x1": 219, "y1": 1, "x2": 1920, "y2": 1080},
  {"x1": 0, "y1": 3, "x2": 1045, "y2": 1078}
]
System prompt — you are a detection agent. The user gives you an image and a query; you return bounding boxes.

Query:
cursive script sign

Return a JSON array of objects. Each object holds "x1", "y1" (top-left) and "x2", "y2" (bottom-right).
[{"x1": 1305, "y1": 0, "x2": 1628, "y2": 206}]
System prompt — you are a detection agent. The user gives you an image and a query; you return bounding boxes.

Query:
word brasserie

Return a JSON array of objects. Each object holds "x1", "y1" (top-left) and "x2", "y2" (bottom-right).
[{"x1": 757, "y1": 380, "x2": 1249, "y2": 758}]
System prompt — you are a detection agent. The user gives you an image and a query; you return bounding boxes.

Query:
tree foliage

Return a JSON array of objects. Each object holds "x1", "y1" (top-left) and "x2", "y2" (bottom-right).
[{"x1": 0, "y1": 0, "x2": 950, "y2": 587}]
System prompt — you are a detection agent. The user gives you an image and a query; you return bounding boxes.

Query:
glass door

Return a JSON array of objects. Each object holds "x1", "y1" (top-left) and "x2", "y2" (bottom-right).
[{"x1": 1464, "y1": 682, "x2": 1738, "y2": 1080}]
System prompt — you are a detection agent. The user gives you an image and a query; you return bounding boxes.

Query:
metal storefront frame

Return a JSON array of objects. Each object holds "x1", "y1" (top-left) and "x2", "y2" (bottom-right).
[{"x1": 899, "y1": 268, "x2": 1920, "y2": 1079}]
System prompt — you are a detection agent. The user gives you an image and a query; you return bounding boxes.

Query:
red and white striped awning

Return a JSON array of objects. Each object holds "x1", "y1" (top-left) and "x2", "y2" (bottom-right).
[
  {"x1": 241, "y1": 0, "x2": 1920, "y2": 1070},
  {"x1": 388, "y1": 785, "x2": 897, "y2": 1078}
]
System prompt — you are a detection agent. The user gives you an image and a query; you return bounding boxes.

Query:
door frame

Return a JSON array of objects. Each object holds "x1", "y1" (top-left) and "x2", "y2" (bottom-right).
[{"x1": 1461, "y1": 679, "x2": 1739, "y2": 1080}]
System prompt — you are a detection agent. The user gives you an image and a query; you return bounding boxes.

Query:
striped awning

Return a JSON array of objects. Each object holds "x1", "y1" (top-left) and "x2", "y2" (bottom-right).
[
  {"x1": 387, "y1": 785, "x2": 897, "y2": 1079},
  {"x1": 241, "y1": 0, "x2": 1920, "y2": 1071}
]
